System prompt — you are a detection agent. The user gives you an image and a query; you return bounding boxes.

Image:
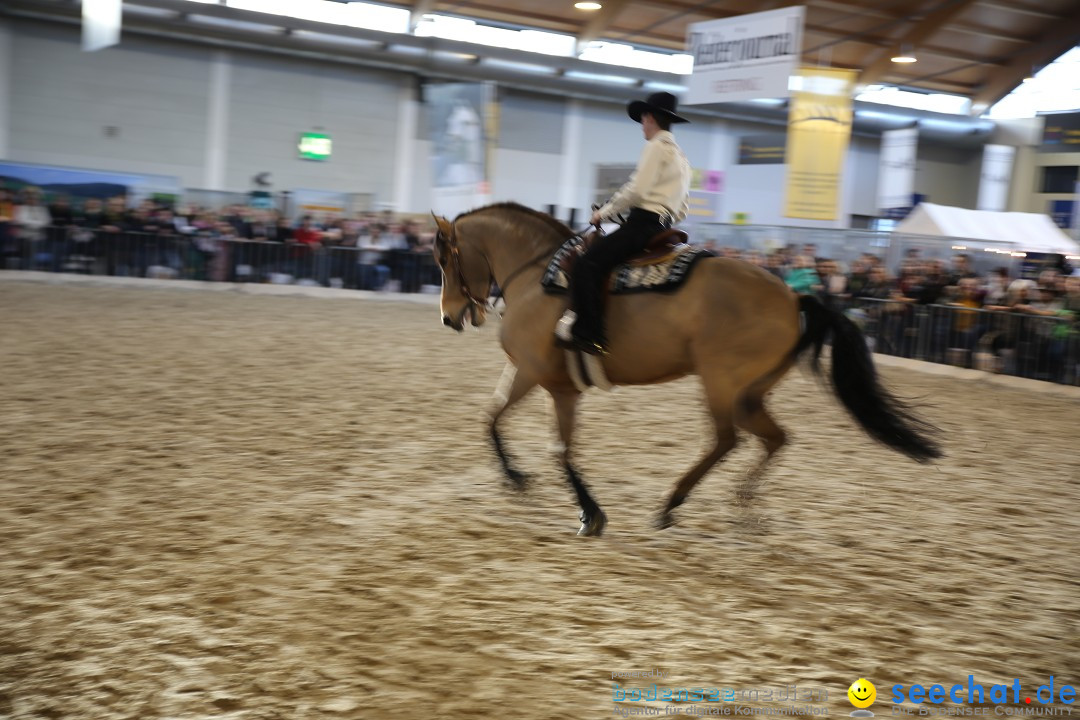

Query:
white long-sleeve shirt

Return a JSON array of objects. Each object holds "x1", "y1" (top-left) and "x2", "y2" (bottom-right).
[
  {"x1": 598, "y1": 130, "x2": 691, "y2": 225},
  {"x1": 15, "y1": 205, "x2": 51, "y2": 240}
]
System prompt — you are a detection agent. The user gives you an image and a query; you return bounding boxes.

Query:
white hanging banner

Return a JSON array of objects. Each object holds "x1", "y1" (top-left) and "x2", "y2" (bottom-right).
[
  {"x1": 426, "y1": 82, "x2": 496, "y2": 218},
  {"x1": 876, "y1": 126, "x2": 918, "y2": 212},
  {"x1": 684, "y1": 6, "x2": 805, "y2": 105},
  {"x1": 976, "y1": 144, "x2": 1015, "y2": 212},
  {"x1": 82, "y1": 0, "x2": 122, "y2": 52}
]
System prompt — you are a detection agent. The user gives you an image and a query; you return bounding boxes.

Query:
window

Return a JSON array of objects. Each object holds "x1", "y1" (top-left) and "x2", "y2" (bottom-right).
[
  {"x1": 987, "y1": 47, "x2": 1080, "y2": 119},
  {"x1": 1040, "y1": 166, "x2": 1080, "y2": 194}
]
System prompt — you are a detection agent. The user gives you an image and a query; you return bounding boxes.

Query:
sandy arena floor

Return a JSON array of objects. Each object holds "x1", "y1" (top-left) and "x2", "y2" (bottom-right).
[{"x1": 1, "y1": 279, "x2": 1078, "y2": 720}]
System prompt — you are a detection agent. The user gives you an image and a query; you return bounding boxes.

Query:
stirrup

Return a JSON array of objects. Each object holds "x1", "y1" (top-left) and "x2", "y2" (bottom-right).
[
  {"x1": 576, "y1": 339, "x2": 608, "y2": 356},
  {"x1": 554, "y1": 310, "x2": 607, "y2": 355},
  {"x1": 555, "y1": 310, "x2": 576, "y2": 343}
]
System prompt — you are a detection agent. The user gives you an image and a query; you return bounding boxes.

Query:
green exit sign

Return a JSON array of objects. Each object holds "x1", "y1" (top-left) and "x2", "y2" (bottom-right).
[{"x1": 298, "y1": 132, "x2": 331, "y2": 161}]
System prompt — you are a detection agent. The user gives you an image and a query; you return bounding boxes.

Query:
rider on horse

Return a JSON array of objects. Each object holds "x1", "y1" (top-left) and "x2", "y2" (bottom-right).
[{"x1": 561, "y1": 91, "x2": 693, "y2": 355}]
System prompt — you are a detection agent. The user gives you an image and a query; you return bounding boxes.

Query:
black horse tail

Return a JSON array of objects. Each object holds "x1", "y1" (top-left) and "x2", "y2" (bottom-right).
[{"x1": 793, "y1": 294, "x2": 942, "y2": 463}]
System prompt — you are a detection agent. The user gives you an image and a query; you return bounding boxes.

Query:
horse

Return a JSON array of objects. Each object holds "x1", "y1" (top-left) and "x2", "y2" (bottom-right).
[{"x1": 431, "y1": 202, "x2": 941, "y2": 536}]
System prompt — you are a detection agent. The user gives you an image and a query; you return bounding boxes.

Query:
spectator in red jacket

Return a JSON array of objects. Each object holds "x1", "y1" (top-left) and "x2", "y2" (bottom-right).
[{"x1": 293, "y1": 215, "x2": 322, "y2": 247}]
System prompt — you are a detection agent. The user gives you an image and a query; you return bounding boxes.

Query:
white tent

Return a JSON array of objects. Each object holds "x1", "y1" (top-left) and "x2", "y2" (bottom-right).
[{"x1": 894, "y1": 202, "x2": 1080, "y2": 255}]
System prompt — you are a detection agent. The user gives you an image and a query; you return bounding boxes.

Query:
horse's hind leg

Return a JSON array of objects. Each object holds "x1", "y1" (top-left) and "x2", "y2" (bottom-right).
[
  {"x1": 733, "y1": 393, "x2": 787, "y2": 504},
  {"x1": 550, "y1": 389, "x2": 606, "y2": 537},
  {"x1": 657, "y1": 383, "x2": 739, "y2": 530},
  {"x1": 489, "y1": 361, "x2": 536, "y2": 490}
]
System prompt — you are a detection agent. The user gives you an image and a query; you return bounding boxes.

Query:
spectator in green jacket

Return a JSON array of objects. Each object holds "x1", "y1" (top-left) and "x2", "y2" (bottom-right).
[{"x1": 784, "y1": 254, "x2": 822, "y2": 294}]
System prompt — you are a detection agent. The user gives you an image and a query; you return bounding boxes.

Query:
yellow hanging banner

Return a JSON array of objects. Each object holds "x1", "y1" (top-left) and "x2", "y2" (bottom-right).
[{"x1": 783, "y1": 66, "x2": 857, "y2": 221}]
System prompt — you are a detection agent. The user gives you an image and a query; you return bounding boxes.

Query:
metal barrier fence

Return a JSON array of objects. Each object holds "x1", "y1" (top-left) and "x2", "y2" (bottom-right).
[
  {"x1": 4, "y1": 226, "x2": 1077, "y2": 385},
  {"x1": 840, "y1": 297, "x2": 1079, "y2": 386},
  {"x1": 688, "y1": 223, "x2": 1046, "y2": 276},
  {"x1": 0, "y1": 225, "x2": 443, "y2": 293}
]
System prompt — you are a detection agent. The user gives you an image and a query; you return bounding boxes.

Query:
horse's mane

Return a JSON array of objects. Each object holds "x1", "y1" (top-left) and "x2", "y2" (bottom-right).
[{"x1": 455, "y1": 202, "x2": 575, "y2": 239}]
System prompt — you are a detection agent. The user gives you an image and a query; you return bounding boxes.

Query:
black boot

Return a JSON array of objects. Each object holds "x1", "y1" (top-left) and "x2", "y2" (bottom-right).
[
  {"x1": 566, "y1": 261, "x2": 609, "y2": 354},
  {"x1": 571, "y1": 315, "x2": 608, "y2": 355},
  {"x1": 554, "y1": 309, "x2": 607, "y2": 355}
]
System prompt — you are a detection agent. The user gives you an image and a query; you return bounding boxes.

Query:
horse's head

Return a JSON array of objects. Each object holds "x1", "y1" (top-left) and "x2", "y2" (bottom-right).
[{"x1": 432, "y1": 213, "x2": 490, "y2": 331}]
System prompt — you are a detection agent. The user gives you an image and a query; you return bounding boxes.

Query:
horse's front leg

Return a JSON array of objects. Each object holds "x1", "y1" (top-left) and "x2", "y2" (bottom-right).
[
  {"x1": 489, "y1": 360, "x2": 536, "y2": 490},
  {"x1": 550, "y1": 388, "x2": 606, "y2": 536}
]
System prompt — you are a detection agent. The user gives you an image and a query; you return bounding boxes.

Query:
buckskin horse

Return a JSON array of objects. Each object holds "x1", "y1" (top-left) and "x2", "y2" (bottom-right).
[{"x1": 431, "y1": 202, "x2": 941, "y2": 536}]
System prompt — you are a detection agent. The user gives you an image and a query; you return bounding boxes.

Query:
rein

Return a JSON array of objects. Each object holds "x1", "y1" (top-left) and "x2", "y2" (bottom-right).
[
  {"x1": 489, "y1": 247, "x2": 558, "y2": 306},
  {"x1": 444, "y1": 223, "x2": 596, "y2": 310}
]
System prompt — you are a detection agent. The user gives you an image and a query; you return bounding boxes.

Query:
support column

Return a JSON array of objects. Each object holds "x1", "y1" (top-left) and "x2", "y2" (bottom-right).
[
  {"x1": 392, "y1": 79, "x2": 419, "y2": 212},
  {"x1": 557, "y1": 99, "x2": 584, "y2": 220},
  {"x1": 203, "y1": 50, "x2": 231, "y2": 190},
  {"x1": 0, "y1": 19, "x2": 13, "y2": 159},
  {"x1": 706, "y1": 119, "x2": 729, "y2": 222}
]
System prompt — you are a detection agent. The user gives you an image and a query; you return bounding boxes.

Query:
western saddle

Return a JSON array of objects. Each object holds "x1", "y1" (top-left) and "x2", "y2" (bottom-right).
[{"x1": 555, "y1": 227, "x2": 690, "y2": 279}]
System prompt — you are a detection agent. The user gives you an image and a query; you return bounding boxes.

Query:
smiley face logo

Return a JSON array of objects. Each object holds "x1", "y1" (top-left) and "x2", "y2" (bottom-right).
[{"x1": 848, "y1": 678, "x2": 877, "y2": 709}]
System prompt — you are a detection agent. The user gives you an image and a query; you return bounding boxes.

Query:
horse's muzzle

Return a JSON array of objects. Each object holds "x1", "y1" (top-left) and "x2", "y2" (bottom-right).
[
  {"x1": 443, "y1": 303, "x2": 485, "y2": 331},
  {"x1": 442, "y1": 313, "x2": 464, "y2": 332}
]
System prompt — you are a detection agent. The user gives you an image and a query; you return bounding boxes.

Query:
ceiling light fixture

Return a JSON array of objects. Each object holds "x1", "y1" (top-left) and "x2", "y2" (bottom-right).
[
  {"x1": 574, "y1": 2, "x2": 603, "y2": 10},
  {"x1": 891, "y1": 43, "x2": 917, "y2": 64}
]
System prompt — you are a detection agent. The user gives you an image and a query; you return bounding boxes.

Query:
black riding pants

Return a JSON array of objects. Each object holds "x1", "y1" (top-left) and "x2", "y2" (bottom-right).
[{"x1": 570, "y1": 208, "x2": 667, "y2": 342}]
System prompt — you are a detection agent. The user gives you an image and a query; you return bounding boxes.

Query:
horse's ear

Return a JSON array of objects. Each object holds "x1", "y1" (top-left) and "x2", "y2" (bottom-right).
[{"x1": 431, "y1": 213, "x2": 453, "y2": 238}]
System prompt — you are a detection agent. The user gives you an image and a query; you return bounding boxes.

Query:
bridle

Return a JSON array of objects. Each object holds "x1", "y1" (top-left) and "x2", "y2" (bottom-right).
[
  {"x1": 437, "y1": 224, "x2": 563, "y2": 312},
  {"x1": 441, "y1": 230, "x2": 492, "y2": 309}
]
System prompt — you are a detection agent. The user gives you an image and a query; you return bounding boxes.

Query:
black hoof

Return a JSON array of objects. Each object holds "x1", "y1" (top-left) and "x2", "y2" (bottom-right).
[
  {"x1": 655, "y1": 511, "x2": 676, "y2": 530},
  {"x1": 577, "y1": 509, "x2": 607, "y2": 537}
]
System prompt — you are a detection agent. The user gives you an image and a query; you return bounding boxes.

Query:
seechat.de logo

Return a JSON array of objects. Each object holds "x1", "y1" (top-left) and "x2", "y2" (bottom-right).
[{"x1": 891, "y1": 677, "x2": 1076, "y2": 706}]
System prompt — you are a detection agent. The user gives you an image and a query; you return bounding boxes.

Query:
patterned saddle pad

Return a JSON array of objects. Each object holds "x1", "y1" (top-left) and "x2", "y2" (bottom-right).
[{"x1": 540, "y1": 236, "x2": 715, "y2": 295}]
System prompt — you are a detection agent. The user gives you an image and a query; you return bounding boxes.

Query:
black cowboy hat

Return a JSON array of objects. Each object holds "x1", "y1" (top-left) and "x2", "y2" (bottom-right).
[{"x1": 627, "y1": 91, "x2": 690, "y2": 124}]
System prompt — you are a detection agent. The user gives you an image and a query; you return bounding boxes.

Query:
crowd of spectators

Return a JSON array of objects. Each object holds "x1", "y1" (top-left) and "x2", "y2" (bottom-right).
[
  {"x1": 3, "y1": 188, "x2": 1078, "y2": 383},
  {"x1": 0, "y1": 188, "x2": 441, "y2": 291},
  {"x1": 703, "y1": 240, "x2": 1080, "y2": 383}
]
